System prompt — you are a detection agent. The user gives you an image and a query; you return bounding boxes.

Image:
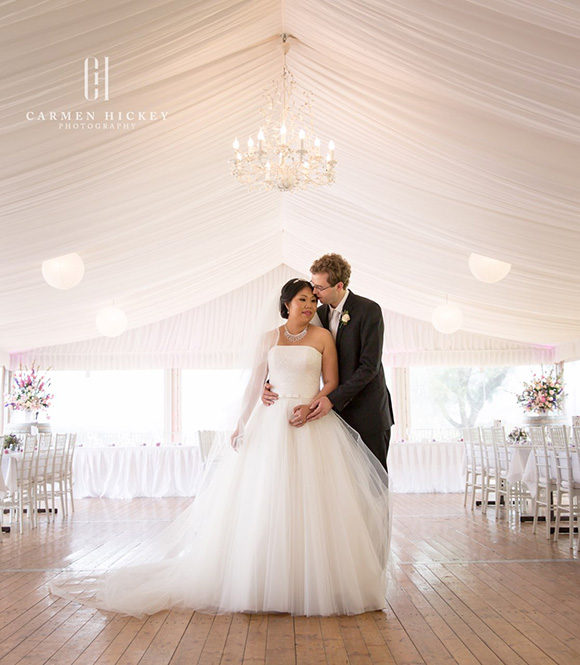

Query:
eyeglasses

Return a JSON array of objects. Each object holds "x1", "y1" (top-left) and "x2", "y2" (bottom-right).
[{"x1": 310, "y1": 282, "x2": 333, "y2": 292}]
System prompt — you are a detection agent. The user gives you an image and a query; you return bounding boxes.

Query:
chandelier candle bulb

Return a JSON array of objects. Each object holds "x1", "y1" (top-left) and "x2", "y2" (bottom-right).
[
  {"x1": 328, "y1": 140, "x2": 335, "y2": 161},
  {"x1": 248, "y1": 137, "x2": 254, "y2": 154},
  {"x1": 265, "y1": 162, "x2": 271, "y2": 181},
  {"x1": 258, "y1": 128, "x2": 265, "y2": 152},
  {"x1": 315, "y1": 138, "x2": 321, "y2": 155},
  {"x1": 299, "y1": 129, "x2": 305, "y2": 151},
  {"x1": 280, "y1": 124, "x2": 287, "y2": 145}
]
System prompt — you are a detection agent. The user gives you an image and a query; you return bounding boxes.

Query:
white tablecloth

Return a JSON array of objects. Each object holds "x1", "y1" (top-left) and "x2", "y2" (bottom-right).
[
  {"x1": 72, "y1": 446, "x2": 203, "y2": 499},
  {"x1": 521, "y1": 448, "x2": 580, "y2": 498},
  {"x1": 1, "y1": 452, "x2": 20, "y2": 494},
  {"x1": 0, "y1": 453, "x2": 10, "y2": 498},
  {"x1": 71, "y1": 441, "x2": 465, "y2": 499},
  {"x1": 506, "y1": 445, "x2": 533, "y2": 484},
  {"x1": 387, "y1": 441, "x2": 465, "y2": 493}
]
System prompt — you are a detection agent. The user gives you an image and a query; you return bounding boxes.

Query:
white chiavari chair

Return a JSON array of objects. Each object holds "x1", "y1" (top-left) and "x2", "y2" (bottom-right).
[
  {"x1": 1, "y1": 462, "x2": 16, "y2": 537},
  {"x1": 572, "y1": 427, "x2": 580, "y2": 547},
  {"x1": 48, "y1": 433, "x2": 68, "y2": 517},
  {"x1": 35, "y1": 432, "x2": 53, "y2": 520},
  {"x1": 492, "y1": 426, "x2": 529, "y2": 520},
  {"x1": 528, "y1": 426, "x2": 556, "y2": 539},
  {"x1": 199, "y1": 430, "x2": 217, "y2": 463},
  {"x1": 550, "y1": 426, "x2": 579, "y2": 548},
  {"x1": 480, "y1": 427, "x2": 501, "y2": 517},
  {"x1": 462, "y1": 428, "x2": 485, "y2": 511},
  {"x1": 13, "y1": 433, "x2": 38, "y2": 533},
  {"x1": 64, "y1": 433, "x2": 77, "y2": 514}
]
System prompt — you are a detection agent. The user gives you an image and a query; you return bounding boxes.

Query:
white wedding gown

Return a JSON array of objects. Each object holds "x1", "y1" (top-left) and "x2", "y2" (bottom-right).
[{"x1": 51, "y1": 345, "x2": 391, "y2": 617}]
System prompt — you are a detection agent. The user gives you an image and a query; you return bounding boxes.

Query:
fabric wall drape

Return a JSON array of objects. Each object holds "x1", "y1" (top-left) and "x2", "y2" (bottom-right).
[{"x1": 10, "y1": 266, "x2": 554, "y2": 370}]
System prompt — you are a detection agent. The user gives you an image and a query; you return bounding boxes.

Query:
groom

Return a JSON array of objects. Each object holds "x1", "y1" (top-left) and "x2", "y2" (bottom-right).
[{"x1": 264, "y1": 253, "x2": 394, "y2": 471}]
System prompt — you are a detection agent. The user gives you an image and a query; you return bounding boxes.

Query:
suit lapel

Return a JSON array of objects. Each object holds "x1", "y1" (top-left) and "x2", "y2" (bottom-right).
[{"x1": 319, "y1": 304, "x2": 330, "y2": 329}]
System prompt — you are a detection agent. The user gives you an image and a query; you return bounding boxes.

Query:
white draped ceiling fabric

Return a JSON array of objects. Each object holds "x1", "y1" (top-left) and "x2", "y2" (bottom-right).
[
  {"x1": 11, "y1": 266, "x2": 554, "y2": 370},
  {"x1": 1, "y1": 0, "x2": 579, "y2": 370}
]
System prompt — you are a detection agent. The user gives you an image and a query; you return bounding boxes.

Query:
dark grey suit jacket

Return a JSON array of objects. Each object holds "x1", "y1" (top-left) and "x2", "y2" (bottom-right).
[{"x1": 318, "y1": 291, "x2": 394, "y2": 439}]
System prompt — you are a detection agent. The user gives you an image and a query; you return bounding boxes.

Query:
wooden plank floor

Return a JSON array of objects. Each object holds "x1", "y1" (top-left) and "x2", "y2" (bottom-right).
[{"x1": 0, "y1": 494, "x2": 578, "y2": 665}]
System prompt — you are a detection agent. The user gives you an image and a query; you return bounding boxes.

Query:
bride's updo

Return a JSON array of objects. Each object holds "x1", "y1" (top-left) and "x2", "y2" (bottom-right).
[{"x1": 280, "y1": 279, "x2": 314, "y2": 319}]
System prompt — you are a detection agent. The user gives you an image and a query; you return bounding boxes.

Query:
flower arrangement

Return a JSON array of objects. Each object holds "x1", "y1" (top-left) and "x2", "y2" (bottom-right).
[
  {"x1": 340, "y1": 310, "x2": 350, "y2": 328},
  {"x1": 516, "y1": 369, "x2": 565, "y2": 414},
  {"x1": 3, "y1": 434, "x2": 21, "y2": 451},
  {"x1": 507, "y1": 427, "x2": 529, "y2": 444},
  {"x1": 4, "y1": 364, "x2": 54, "y2": 414}
]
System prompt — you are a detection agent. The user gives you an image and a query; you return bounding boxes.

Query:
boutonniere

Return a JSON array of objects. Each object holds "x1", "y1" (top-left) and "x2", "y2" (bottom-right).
[{"x1": 340, "y1": 311, "x2": 350, "y2": 328}]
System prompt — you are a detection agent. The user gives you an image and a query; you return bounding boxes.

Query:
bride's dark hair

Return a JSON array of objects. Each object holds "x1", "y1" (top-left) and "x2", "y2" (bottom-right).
[{"x1": 280, "y1": 279, "x2": 314, "y2": 319}]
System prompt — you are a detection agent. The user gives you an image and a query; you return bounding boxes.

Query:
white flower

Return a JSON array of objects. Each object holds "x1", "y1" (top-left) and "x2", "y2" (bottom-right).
[{"x1": 341, "y1": 312, "x2": 350, "y2": 325}]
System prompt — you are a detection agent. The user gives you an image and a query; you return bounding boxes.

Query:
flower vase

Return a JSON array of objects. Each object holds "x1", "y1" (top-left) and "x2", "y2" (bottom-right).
[
  {"x1": 22, "y1": 410, "x2": 38, "y2": 424},
  {"x1": 523, "y1": 413, "x2": 567, "y2": 427}
]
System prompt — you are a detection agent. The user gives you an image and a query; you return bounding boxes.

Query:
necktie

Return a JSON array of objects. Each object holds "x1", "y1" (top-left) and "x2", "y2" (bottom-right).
[{"x1": 330, "y1": 308, "x2": 341, "y2": 340}]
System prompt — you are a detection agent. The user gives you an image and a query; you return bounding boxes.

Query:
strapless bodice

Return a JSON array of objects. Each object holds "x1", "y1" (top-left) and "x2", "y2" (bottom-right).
[{"x1": 267, "y1": 345, "x2": 322, "y2": 400}]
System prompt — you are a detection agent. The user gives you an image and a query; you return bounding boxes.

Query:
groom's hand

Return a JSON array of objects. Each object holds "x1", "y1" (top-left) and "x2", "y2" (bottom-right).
[
  {"x1": 306, "y1": 396, "x2": 333, "y2": 421},
  {"x1": 261, "y1": 382, "x2": 279, "y2": 406}
]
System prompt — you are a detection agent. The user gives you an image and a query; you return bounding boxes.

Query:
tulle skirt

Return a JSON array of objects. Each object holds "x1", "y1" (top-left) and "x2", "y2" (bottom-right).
[{"x1": 51, "y1": 398, "x2": 391, "y2": 617}]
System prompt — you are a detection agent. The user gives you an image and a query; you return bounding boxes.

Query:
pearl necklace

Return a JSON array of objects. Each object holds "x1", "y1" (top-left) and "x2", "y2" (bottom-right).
[{"x1": 284, "y1": 324, "x2": 308, "y2": 343}]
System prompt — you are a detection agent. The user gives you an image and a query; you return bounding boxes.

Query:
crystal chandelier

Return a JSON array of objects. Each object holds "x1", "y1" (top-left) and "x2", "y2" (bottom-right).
[{"x1": 231, "y1": 34, "x2": 336, "y2": 192}]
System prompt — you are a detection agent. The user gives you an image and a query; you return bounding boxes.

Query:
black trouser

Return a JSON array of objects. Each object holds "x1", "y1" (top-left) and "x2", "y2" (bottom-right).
[{"x1": 362, "y1": 428, "x2": 391, "y2": 473}]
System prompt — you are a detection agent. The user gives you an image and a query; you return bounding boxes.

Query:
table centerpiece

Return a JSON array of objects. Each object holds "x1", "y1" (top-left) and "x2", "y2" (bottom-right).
[
  {"x1": 516, "y1": 368, "x2": 566, "y2": 426},
  {"x1": 4, "y1": 364, "x2": 53, "y2": 425}
]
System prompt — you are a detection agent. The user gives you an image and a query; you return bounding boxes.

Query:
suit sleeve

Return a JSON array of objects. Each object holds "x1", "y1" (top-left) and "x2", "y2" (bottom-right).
[{"x1": 328, "y1": 303, "x2": 384, "y2": 412}]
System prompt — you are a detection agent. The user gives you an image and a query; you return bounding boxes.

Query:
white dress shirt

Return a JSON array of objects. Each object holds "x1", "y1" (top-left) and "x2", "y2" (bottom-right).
[{"x1": 329, "y1": 289, "x2": 350, "y2": 340}]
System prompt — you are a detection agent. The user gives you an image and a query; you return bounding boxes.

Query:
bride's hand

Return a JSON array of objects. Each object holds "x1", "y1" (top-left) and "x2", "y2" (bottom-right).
[
  {"x1": 289, "y1": 405, "x2": 310, "y2": 428},
  {"x1": 230, "y1": 428, "x2": 242, "y2": 450}
]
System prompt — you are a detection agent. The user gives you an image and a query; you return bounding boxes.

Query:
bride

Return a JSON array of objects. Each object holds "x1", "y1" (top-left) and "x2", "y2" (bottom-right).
[{"x1": 51, "y1": 279, "x2": 391, "y2": 617}]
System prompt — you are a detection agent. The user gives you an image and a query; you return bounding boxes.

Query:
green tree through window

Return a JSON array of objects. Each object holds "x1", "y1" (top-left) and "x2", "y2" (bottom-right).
[{"x1": 429, "y1": 367, "x2": 510, "y2": 429}]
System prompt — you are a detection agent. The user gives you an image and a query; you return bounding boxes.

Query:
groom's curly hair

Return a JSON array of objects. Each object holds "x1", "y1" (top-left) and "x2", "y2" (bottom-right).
[{"x1": 310, "y1": 253, "x2": 351, "y2": 288}]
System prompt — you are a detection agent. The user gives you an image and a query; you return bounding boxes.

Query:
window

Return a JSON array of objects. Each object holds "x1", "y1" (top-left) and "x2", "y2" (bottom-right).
[
  {"x1": 564, "y1": 360, "x2": 580, "y2": 419},
  {"x1": 46, "y1": 370, "x2": 164, "y2": 446},
  {"x1": 181, "y1": 369, "x2": 246, "y2": 436},
  {"x1": 408, "y1": 365, "x2": 544, "y2": 438}
]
